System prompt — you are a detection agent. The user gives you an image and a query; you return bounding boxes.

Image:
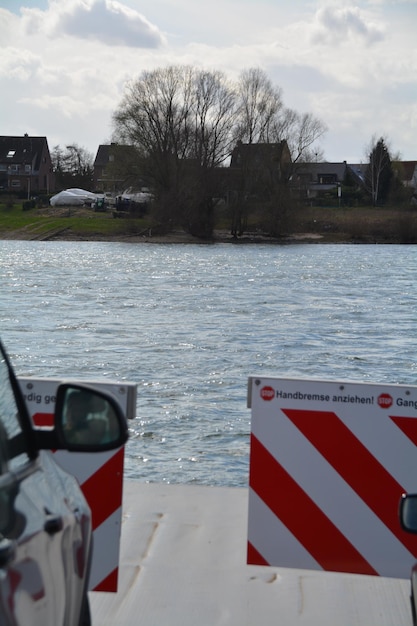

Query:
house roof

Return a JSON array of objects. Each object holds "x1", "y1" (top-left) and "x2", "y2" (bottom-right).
[
  {"x1": 93, "y1": 143, "x2": 137, "y2": 168},
  {"x1": 294, "y1": 162, "x2": 348, "y2": 182},
  {"x1": 396, "y1": 161, "x2": 417, "y2": 182},
  {"x1": 94, "y1": 144, "x2": 113, "y2": 168},
  {"x1": 230, "y1": 141, "x2": 291, "y2": 168},
  {"x1": 346, "y1": 163, "x2": 367, "y2": 186},
  {"x1": 0, "y1": 135, "x2": 49, "y2": 170}
]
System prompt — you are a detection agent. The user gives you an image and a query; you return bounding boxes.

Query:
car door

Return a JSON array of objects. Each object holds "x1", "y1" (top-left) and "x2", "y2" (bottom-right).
[{"x1": 0, "y1": 347, "x2": 65, "y2": 625}]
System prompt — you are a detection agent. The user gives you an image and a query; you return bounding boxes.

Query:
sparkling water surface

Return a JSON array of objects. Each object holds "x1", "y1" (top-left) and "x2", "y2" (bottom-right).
[{"x1": 0, "y1": 242, "x2": 416, "y2": 486}]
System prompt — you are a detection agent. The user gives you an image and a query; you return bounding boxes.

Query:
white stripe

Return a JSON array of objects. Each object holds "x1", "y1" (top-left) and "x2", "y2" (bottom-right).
[
  {"x1": 331, "y1": 408, "x2": 417, "y2": 493},
  {"x1": 250, "y1": 410, "x2": 415, "y2": 578},
  {"x1": 53, "y1": 448, "x2": 122, "y2": 484},
  {"x1": 248, "y1": 489, "x2": 322, "y2": 571},
  {"x1": 89, "y1": 507, "x2": 123, "y2": 590}
]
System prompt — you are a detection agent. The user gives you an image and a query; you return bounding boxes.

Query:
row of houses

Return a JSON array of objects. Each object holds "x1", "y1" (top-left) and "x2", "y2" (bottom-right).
[
  {"x1": 1, "y1": 134, "x2": 416, "y2": 202},
  {"x1": 91, "y1": 140, "x2": 417, "y2": 204}
]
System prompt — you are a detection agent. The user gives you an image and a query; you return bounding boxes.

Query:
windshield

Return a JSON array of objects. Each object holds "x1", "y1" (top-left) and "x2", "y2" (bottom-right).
[{"x1": 0, "y1": 343, "x2": 32, "y2": 469}]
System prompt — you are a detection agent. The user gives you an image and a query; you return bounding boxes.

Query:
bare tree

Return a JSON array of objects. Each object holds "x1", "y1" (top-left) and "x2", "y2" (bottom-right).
[
  {"x1": 112, "y1": 63, "x2": 327, "y2": 237},
  {"x1": 276, "y1": 110, "x2": 327, "y2": 167},
  {"x1": 234, "y1": 69, "x2": 326, "y2": 164},
  {"x1": 365, "y1": 136, "x2": 393, "y2": 205},
  {"x1": 235, "y1": 68, "x2": 283, "y2": 144},
  {"x1": 113, "y1": 65, "x2": 237, "y2": 237},
  {"x1": 114, "y1": 66, "x2": 191, "y2": 187},
  {"x1": 191, "y1": 69, "x2": 237, "y2": 167},
  {"x1": 180, "y1": 69, "x2": 238, "y2": 236},
  {"x1": 51, "y1": 145, "x2": 65, "y2": 177},
  {"x1": 51, "y1": 144, "x2": 94, "y2": 190}
]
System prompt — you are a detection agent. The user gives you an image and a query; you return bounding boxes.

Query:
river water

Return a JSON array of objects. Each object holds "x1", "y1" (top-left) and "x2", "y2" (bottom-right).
[{"x1": 0, "y1": 241, "x2": 416, "y2": 486}]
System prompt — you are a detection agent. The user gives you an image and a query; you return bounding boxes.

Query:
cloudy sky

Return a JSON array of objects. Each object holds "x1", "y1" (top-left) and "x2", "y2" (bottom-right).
[{"x1": 1, "y1": 0, "x2": 416, "y2": 163}]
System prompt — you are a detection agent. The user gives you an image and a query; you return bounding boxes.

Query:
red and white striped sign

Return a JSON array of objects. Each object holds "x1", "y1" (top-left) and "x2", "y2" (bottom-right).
[
  {"x1": 247, "y1": 376, "x2": 417, "y2": 579},
  {"x1": 18, "y1": 377, "x2": 136, "y2": 592}
]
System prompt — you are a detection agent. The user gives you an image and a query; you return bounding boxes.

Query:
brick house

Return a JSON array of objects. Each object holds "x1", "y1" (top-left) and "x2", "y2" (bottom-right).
[
  {"x1": 0, "y1": 135, "x2": 55, "y2": 195},
  {"x1": 230, "y1": 141, "x2": 292, "y2": 181},
  {"x1": 220, "y1": 141, "x2": 292, "y2": 203},
  {"x1": 93, "y1": 143, "x2": 141, "y2": 192}
]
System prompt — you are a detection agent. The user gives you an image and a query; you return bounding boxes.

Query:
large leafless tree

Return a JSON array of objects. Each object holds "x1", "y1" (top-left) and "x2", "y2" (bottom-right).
[
  {"x1": 113, "y1": 65, "x2": 238, "y2": 236},
  {"x1": 113, "y1": 64, "x2": 327, "y2": 237}
]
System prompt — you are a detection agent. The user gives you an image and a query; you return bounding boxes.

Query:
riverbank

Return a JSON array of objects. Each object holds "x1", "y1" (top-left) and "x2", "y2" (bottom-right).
[
  {"x1": 1, "y1": 204, "x2": 416, "y2": 243},
  {"x1": 0, "y1": 228, "x2": 323, "y2": 244},
  {"x1": 46, "y1": 229, "x2": 326, "y2": 244},
  {"x1": 3, "y1": 227, "x2": 412, "y2": 244}
]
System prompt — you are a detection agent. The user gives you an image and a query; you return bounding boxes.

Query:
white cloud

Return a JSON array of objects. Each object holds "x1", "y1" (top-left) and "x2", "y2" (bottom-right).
[
  {"x1": 0, "y1": 47, "x2": 40, "y2": 81},
  {"x1": 0, "y1": 8, "x2": 19, "y2": 46},
  {"x1": 311, "y1": 5, "x2": 385, "y2": 46},
  {"x1": 21, "y1": 0, "x2": 166, "y2": 48},
  {"x1": 19, "y1": 93, "x2": 85, "y2": 117},
  {"x1": 0, "y1": 0, "x2": 415, "y2": 162}
]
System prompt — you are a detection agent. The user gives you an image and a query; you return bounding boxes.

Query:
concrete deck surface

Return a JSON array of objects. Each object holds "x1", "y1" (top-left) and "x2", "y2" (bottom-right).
[{"x1": 90, "y1": 481, "x2": 411, "y2": 625}]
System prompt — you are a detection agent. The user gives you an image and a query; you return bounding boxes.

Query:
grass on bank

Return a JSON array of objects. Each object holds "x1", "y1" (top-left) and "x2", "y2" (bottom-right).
[
  {"x1": 0, "y1": 203, "x2": 152, "y2": 239},
  {"x1": 0, "y1": 201, "x2": 416, "y2": 243}
]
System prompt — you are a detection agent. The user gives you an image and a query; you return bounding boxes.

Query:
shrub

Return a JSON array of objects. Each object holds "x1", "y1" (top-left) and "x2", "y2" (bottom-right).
[{"x1": 23, "y1": 199, "x2": 36, "y2": 211}]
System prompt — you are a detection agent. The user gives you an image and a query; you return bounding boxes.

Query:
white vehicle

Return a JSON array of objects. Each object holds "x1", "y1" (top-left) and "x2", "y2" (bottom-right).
[{"x1": 400, "y1": 494, "x2": 417, "y2": 625}]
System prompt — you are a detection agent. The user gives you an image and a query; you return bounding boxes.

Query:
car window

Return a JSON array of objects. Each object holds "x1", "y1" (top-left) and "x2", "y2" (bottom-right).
[{"x1": 0, "y1": 352, "x2": 30, "y2": 471}]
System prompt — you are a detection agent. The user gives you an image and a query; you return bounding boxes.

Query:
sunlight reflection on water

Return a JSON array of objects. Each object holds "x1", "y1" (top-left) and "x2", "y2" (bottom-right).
[{"x1": 1, "y1": 241, "x2": 416, "y2": 486}]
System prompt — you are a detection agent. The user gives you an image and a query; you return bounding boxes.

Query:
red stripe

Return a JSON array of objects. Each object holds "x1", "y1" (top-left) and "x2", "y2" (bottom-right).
[
  {"x1": 93, "y1": 567, "x2": 119, "y2": 592},
  {"x1": 81, "y1": 448, "x2": 124, "y2": 530},
  {"x1": 283, "y1": 409, "x2": 417, "y2": 558},
  {"x1": 390, "y1": 416, "x2": 417, "y2": 447},
  {"x1": 32, "y1": 412, "x2": 54, "y2": 427},
  {"x1": 247, "y1": 541, "x2": 269, "y2": 566},
  {"x1": 249, "y1": 434, "x2": 377, "y2": 575}
]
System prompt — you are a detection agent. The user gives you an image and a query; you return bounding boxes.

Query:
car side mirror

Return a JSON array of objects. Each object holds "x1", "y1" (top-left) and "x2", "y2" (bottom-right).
[
  {"x1": 399, "y1": 494, "x2": 417, "y2": 534},
  {"x1": 52, "y1": 383, "x2": 129, "y2": 452}
]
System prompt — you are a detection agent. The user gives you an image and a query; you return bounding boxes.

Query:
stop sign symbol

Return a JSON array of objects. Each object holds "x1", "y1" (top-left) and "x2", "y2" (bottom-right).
[
  {"x1": 378, "y1": 393, "x2": 393, "y2": 409},
  {"x1": 260, "y1": 386, "x2": 275, "y2": 401}
]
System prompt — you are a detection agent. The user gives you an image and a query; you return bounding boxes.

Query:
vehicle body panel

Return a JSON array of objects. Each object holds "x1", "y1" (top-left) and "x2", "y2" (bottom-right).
[{"x1": 0, "y1": 339, "x2": 128, "y2": 625}]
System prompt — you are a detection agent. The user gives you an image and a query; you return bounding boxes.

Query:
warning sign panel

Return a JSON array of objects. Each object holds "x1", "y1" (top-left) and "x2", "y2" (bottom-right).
[
  {"x1": 18, "y1": 376, "x2": 136, "y2": 592},
  {"x1": 247, "y1": 376, "x2": 417, "y2": 579}
]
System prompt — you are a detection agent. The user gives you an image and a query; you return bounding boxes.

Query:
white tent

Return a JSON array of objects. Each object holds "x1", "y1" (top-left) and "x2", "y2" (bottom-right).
[{"x1": 50, "y1": 188, "x2": 102, "y2": 206}]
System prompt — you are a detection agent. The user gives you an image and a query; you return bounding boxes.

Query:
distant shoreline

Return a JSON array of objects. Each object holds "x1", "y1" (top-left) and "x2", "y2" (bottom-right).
[
  {"x1": 1, "y1": 225, "x2": 413, "y2": 245},
  {"x1": 1, "y1": 231, "x2": 408, "y2": 244},
  {"x1": 0, "y1": 228, "x2": 328, "y2": 244},
  {"x1": 52, "y1": 231, "x2": 326, "y2": 244},
  {"x1": 2, "y1": 204, "x2": 415, "y2": 244}
]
